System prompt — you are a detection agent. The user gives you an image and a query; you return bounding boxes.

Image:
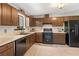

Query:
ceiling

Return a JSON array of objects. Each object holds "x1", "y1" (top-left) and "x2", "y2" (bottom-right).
[{"x1": 9, "y1": 3, "x2": 79, "y2": 18}]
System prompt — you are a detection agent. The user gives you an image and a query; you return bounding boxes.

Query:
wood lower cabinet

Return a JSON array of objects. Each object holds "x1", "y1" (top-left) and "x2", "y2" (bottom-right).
[
  {"x1": 26, "y1": 33, "x2": 35, "y2": 50},
  {"x1": 0, "y1": 42, "x2": 15, "y2": 56},
  {"x1": 26, "y1": 37, "x2": 30, "y2": 50},
  {"x1": 36, "y1": 33, "x2": 43, "y2": 43},
  {"x1": 53, "y1": 33, "x2": 66, "y2": 44},
  {"x1": 0, "y1": 48, "x2": 14, "y2": 56}
]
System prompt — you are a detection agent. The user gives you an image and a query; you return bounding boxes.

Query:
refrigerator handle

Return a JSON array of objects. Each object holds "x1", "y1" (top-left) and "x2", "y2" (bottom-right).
[
  {"x1": 77, "y1": 25, "x2": 78, "y2": 36},
  {"x1": 75, "y1": 25, "x2": 78, "y2": 36}
]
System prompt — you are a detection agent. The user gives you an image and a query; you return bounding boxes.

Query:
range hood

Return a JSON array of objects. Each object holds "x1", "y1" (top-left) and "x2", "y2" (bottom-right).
[{"x1": 45, "y1": 14, "x2": 49, "y2": 18}]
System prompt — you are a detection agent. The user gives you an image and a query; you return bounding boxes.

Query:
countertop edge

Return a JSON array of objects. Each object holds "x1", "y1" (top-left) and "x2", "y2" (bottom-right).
[
  {"x1": 0, "y1": 31, "x2": 66, "y2": 47},
  {"x1": 0, "y1": 32, "x2": 35, "y2": 47}
]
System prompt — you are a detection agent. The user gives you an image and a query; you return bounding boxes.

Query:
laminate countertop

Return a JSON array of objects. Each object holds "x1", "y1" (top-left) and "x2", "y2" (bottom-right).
[
  {"x1": 34, "y1": 31, "x2": 66, "y2": 33},
  {"x1": 0, "y1": 32, "x2": 35, "y2": 47},
  {"x1": 0, "y1": 31, "x2": 66, "y2": 47}
]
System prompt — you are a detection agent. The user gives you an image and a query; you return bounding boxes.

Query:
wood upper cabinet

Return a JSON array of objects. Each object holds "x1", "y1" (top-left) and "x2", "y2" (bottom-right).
[
  {"x1": 0, "y1": 3, "x2": 18, "y2": 26},
  {"x1": 34, "y1": 18, "x2": 43, "y2": 26},
  {"x1": 51, "y1": 17, "x2": 64, "y2": 26},
  {"x1": 64, "y1": 16, "x2": 69, "y2": 21},
  {"x1": 43, "y1": 18, "x2": 52, "y2": 24},
  {"x1": 29, "y1": 17, "x2": 32, "y2": 26},
  {"x1": 2, "y1": 4, "x2": 12, "y2": 25},
  {"x1": 36, "y1": 33, "x2": 43, "y2": 43},
  {"x1": 34, "y1": 17, "x2": 64, "y2": 26},
  {"x1": 29, "y1": 17, "x2": 36, "y2": 26},
  {"x1": 0, "y1": 4, "x2": 1, "y2": 25},
  {"x1": 12, "y1": 7, "x2": 18, "y2": 26},
  {"x1": 64, "y1": 16, "x2": 79, "y2": 21}
]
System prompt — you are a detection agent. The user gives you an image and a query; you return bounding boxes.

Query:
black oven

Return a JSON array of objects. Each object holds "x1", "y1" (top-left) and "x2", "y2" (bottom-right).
[{"x1": 43, "y1": 28, "x2": 53, "y2": 44}]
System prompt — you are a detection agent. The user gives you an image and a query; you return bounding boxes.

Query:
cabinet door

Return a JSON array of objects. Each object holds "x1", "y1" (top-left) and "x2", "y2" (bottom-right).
[
  {"x1": 32, "y1": 34, "x2": 35, "y2": 44},
  {"x1": 0, "y1": 42, "x2": 14, "y2": 56},
  {"x1": 29, "y1": 17, "x2": 35, "y2": 26},
  {"x1": 0, "y1": 48, "x2": 14, "y2": 56},
  {"x1": 26, "y1": 37, "x2": 30, "y2": 50},
  {"x1": 2, "y1": 4, "x2": 12, "y2": 25},
  {"x1": 12, "y1": 7, "x2": 18, "y2": 26},
  {"x1": 26, "y1": 33, "x2": 35, "y2": 50},
  {"x1": 30, "y1": 34, "x2": 35, "y2": 45},
  {"x1": 29, "y1": 35, "x2": 33, "y2": 47},
  {"x1": 36, "y1": 33, "x2": 43, "y2": 43},
  {"x1": 26, "y1": 36, "x2": 31, "y2": 50},
  {"x1": 0, "y1": 4, "x2": 1, "y2": 25},
  {"x1": 53, "y1": 33, "x2": 65, "y2": 44},
  {"x1": 29, "y1": 17, "x2": 32, "y2": 26}
]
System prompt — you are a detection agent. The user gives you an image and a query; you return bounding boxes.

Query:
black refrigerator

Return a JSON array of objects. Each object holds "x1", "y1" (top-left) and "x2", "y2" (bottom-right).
[{"x1": 68, "y1": 20, "x2": 79, "y2": 47}]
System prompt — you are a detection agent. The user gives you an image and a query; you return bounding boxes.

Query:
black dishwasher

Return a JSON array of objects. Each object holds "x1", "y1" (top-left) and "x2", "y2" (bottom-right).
[{"x1": 15, "y1": 37, "x2": 26, "y2": 56}]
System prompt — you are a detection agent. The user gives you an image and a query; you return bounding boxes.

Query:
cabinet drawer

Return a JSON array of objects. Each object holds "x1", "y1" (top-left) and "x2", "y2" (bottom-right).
[{"x1": 0, "y1": 42, "x2": 14, "y2": 53}]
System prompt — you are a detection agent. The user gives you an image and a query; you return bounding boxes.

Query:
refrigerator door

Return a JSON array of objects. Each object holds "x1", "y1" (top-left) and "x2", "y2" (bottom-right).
[
  {"x1": 68, "y1": 20, "x2": 79, "y2": 47},
  {"x1": 75, "y1": 22, "x2": 79, "y2": 46},
  {"x1": 68, "y1": 20, "x2": 77, "y2": 47}
]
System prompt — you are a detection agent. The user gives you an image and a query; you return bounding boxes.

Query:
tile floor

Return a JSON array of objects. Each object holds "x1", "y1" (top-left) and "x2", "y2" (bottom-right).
[{"x1": 24, "y1": 43, "x2": 79, "y2": 56}]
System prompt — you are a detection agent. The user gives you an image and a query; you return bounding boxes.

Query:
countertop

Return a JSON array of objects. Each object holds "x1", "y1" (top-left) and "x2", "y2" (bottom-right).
[
  {"x1": 34, "y1": 31, "x2": 66, "y2": 33},
  {"x1": 0, "y1": 32, "x2": 35, "y2": 47},
  {"x1": 0, "y1": 31, "x2": 66, "y2": 47}
]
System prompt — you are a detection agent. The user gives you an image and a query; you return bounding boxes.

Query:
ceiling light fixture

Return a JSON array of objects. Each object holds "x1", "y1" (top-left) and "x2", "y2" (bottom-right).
[{"x1": 57, "y1": 3, "x2": 64, "y2": 9}]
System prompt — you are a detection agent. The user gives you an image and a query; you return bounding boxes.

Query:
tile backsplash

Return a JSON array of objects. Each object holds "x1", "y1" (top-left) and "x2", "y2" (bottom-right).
[
  {"x1": 0, "y1": 26, "x2": 17, "y2": 33},
  {"x1": 52, "y1": 27, "x2": 64, "y2": 32},
  {"x1": 31, "y1": 26, "x2": 64, "y2": 32},
  {"x1": 0, "y1": 26, "x2": 65, "y2": 33}
]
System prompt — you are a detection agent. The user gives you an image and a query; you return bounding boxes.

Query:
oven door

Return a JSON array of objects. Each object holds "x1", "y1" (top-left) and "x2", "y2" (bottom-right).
[{"x1": 43, "y1": 32, "x2": 53, "y2": 44}]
